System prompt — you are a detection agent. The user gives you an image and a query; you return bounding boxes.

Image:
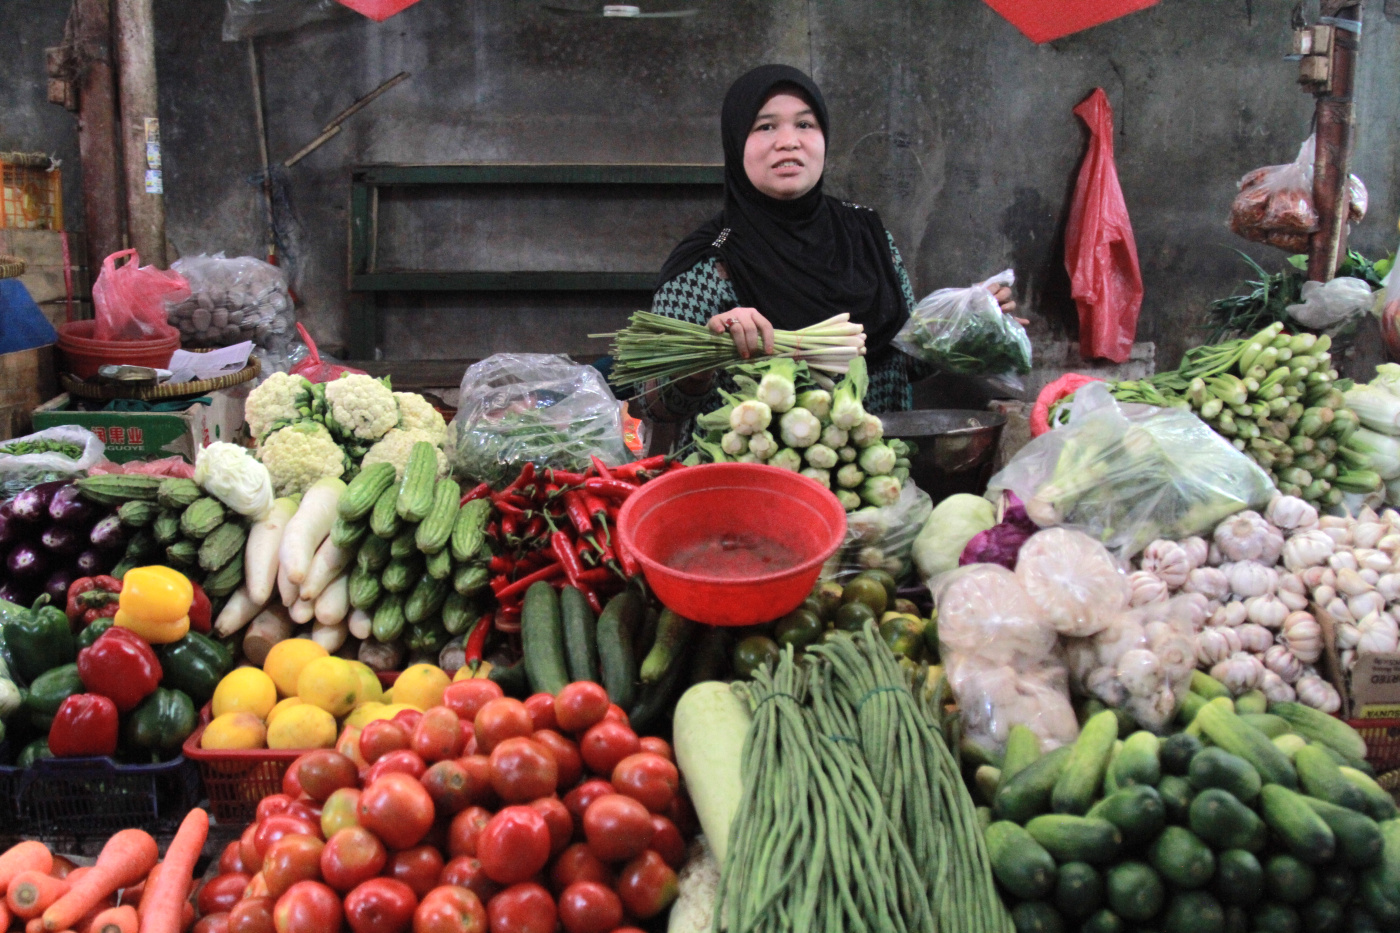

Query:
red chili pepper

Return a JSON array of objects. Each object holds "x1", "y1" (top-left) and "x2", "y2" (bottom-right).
[
  {"x1": 551, "y1": 530, "x2": 586, "y2": 588},
  {"x1": 615, "y1": 535, "x2": 642, "y2": 578},
  {"x1": 48, "y1": 693, "x2": 119, "y2": 758},
  {"x1": 547, "y1": 469, "x2": 588, "y2": 485},
  {"x1": 580, "y1": 585, "x2": 604, "y2": 614},
  {"x1": 463, "y1": 611, "x2": 493, "y2": 664},
  {"x1": 496, "y1": 562, "x2": 565, "y2": 601},
  {"x1": 501, "y1": 511, "x2": 522, "y2": 537},
  {"x1": 611, "y1": 455, "x2": 668, "y2": 481},
  {"x1": 76, "y1": 626, "x2": 162, "y2": 713},
  {"x1": 524, "y1": 515, "x2": 546, "y2": 539},
  {"x1": 589, "y1": 455, "x2": 615, "y2": 480},
  {"x1": 494, "y1": 497, "x2": 525, "y2": 517},
  {"x1": 517, "y1": 550, "x2": 550, "y2": 572},
  {"x1": 66, "y1": 576, "x2": 122, "y2": 625},
  {"x1": 460, "y1": 482, "x2": 493, "y2": 505},
  {"x1": 502, "y1": 462, "x2": 537, "y2": 495},
  {"x1": 188, "y1": 581, "x2": 212, "y2": 634},
  {"x1": 576, "y1": 567, "x2": 613, "y2": 586},
  {"x1": 496, "y1": 605, "x2": 522, "y2": 633},
  {"x1": 562, "y1": 491, "x2": 593, "y2": 538},
  {"x1": 583, "y1": 477, "x2": 639, "y2": 500},
  {"x1": 488, "y1": 555, "x2": 515, "y2": 574}
]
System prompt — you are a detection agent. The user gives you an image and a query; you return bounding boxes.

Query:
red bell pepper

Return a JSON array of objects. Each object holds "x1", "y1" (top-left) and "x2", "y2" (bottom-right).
[
  {"x1": 188, "y1": 581, "x2": 212, "y2": 634},
  {"x1": 66, "y1": 576, "x2": 123, "y2": 626},
  {"x1": 48, "y1": 693, "x2": 119, "y2": 758},
  {"x1": 76, "y1": 626, "x2": 162, "y2": 712}
]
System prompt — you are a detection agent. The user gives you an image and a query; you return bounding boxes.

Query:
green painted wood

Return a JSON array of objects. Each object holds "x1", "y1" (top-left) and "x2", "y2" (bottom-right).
[
  {"x1": 346, "y1": 292, "x2": 378, "y2": 360},
  {"x1": 348, "y1": 183, "x2": 372, "y2": 275},
  {"x1": 351, "y1": 271, "x2": 656, "y2": 291},
  {"x1": 352, "y1": 162, "x2": 723, "y2": 186}
]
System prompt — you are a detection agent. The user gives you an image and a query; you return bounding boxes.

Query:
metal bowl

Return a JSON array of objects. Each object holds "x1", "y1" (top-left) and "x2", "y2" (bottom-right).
[{"x1": 878, "y1": 409, "x2": 1006, "y2": 504}]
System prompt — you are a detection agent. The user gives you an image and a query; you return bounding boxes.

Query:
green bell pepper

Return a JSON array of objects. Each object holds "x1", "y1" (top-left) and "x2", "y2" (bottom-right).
[
  {"x1": 5, "y1": 600, "x2": 75, "y2": 684},
  {"x1": 76, "y1": 616, "x2": 115, "y2": 650},
  {"x1": 24, "y1": 663, "x2": 84, "y2": 731},
  {"x1": 17, "y1": 738, "x2": 51, "y2": 767},
  {"x1": 157, "y1": 631, "x2": 232, "y2": 708},
  {"x1": 124, "y1": 687, "x2": 197, "y2": 758}
]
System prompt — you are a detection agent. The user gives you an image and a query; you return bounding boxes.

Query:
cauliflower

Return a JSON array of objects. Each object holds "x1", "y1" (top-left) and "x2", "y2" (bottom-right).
[
  {"x1": 258, "y1": 422, "x2": 346, "y2": 496},
  {"x1": 393, "y1": 392, "x2": 447, "y2": 444},
  {"x1": 323, "y1": 374, "x2": 398, "y2": 440},
  {"x1": 194, "y1": 441, "x2": 274, "y2": 519},
  {"x1": 244, "y1": 372, "x2": 312, "y2": 440},
  {"x1": 361, "y1": 428, "x2": 447, "y2": 480}
]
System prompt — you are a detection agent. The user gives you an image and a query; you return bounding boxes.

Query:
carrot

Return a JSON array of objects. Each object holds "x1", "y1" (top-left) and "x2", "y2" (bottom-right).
[
  {"x1": 44, "y1": 830, "x2": 159, "y2": 932},
  {"x1": 135, "y1": 867, "x2": 160, "y2": 920},
  {"x1": 179, "y1": 903, "x2": 194, "y2": 933},
  {"x1": 30, "y1": 915, "x2": 48, "y2": 933},
  {"x1": 0, "y1": 900, "x2": 11, "y2": 931},
  {"x1": 137, "y1": 809, "x2": 207, "y2": 933},
  {"x1": 86, "y1": 906, "x2": 138, "y2": 933},
  {"x1": 49, "y1": 858, "x2": 78, "y2": 880},
  {"x1": 0, "y1": 843, "x2": 52, "y2": 891},
  {"x1": 8, "y1": 872, "x2": 71, "y2": 920},
  {"x1": 119, "y1": 881, "x2": 145, "y2": 908}
]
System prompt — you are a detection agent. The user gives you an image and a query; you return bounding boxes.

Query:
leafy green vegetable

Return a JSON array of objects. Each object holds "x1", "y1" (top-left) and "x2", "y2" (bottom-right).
[{"x1": 895, "y1": 284, "x2": 1030, "y2": 377}]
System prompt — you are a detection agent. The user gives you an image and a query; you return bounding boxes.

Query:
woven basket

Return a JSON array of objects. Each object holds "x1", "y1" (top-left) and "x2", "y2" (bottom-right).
[
  {"x1": 0, "y1": 153, "x2": 54, "y2": 170},
  {"x1": 60, "y1": 352, "x2": 261, "y2": 401},
  {"x1": 0, "y1": 256, "x2": 24, "y2": 279}
]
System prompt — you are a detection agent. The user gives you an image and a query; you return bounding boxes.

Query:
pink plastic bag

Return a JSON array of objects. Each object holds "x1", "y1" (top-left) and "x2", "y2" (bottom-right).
[
  {"x1": 290, "y1": 322, "x2": 367, "y2": 383},
  {"x1": 1064, "y1": 89, "x2": 1143, "y2": 364},
  {"x1": 335, "y1": 0, "x2": 420, "y2": 21},
  {"x1": 92, "y1": 249, "x2": 189, "y2": 341}
]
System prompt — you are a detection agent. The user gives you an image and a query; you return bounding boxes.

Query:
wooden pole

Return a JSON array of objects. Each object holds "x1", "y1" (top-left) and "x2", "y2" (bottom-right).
[
  {"x1": 1306, "y1": 1, "x2": 1363, "y2": 282},
  {"x1": 74, "y1": 0, "x2": 124, "y2": 280},
  {"x1": 113, "y1": 0, "x2": 165, "y2": 267}
]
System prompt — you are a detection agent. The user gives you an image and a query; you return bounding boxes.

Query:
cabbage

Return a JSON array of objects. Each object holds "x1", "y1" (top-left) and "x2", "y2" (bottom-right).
[{"x1": 912, "y1": 493, "x2": 997, "y2": 581}]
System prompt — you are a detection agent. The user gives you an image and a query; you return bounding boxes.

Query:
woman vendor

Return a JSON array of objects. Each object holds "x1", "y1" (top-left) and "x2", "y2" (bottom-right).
[{"x1": 637, "y1": 64, "x2": 1017, "y2": 436}]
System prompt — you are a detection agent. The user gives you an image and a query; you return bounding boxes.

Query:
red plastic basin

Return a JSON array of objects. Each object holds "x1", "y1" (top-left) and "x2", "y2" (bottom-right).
[{"x1": 617, "y1": 462, "x2": 847, "y2": 627}]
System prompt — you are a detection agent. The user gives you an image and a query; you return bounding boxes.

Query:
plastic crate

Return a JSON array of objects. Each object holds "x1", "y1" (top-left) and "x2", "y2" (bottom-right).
[
  {"x1": 0, "y1": 754, "x2": 200, "y2": 839},
  {"x1": 1349, "y1": 718, "x2": 1400, "y2": 775},
  {"x1": 0, "y1": 153, "x2": 63, "y2": 230}
]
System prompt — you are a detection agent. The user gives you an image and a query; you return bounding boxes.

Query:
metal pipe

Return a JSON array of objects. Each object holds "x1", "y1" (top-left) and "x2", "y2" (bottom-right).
[
  {"x1": 1307, "y1": 2, "x2": 1363, "y2": 282},
  {"x1": 114, "y1": 0, "x2": 166, "y2": 267}
]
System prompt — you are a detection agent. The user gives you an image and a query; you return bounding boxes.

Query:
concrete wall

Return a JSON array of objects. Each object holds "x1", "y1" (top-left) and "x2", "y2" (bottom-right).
[{"x1": 5, "y1": 0, "x2": 1399, "y2": 378}]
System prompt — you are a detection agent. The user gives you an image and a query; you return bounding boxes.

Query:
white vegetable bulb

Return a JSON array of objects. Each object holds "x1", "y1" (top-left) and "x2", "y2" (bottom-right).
[{"x1": 1295, "y1": 674, "x2": 1341, "y2": 713}]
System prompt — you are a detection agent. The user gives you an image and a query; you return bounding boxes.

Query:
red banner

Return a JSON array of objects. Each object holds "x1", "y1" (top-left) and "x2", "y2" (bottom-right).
[
  {"x1": 982, "y1": 0, "x2": 1161, "y2": 43},
  {"x1": 336, "y1": 0, "x2": 421, "y2": 22}
]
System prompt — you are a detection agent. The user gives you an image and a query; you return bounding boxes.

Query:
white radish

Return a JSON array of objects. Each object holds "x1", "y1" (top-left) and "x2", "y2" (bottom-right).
[
  {"x1": 215, "y1": 586, "x2": 267, "y2": 637},
  {"x1": 244, "y1": 497, "x2": 297, "y2": 606},
  {"x1": 348, "y1": 608, "x2": 373, "y2": 641},
  {"x1": 314, "y1": 574, "x2": 350, "y2": 626},
  {"x1": 300, "y1": 537, "x2": 355, "y2": 602},
  {"x1": 279, "y1": 478, "x2": 346, "y2": 585},
  {"x1": 277, "y1": 560, "x2": 299, "y2": 608},
  {"x1": 289, "y1": 597, "x2": 316, "y2": 624},
  {"x1": 311, "y1": 620, "x2": 349, "y2": 654}
]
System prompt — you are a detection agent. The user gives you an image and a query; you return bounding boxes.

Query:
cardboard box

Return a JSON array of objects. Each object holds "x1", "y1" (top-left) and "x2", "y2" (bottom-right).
[
  {"x1": 0, "y1": 229, "x2": 90, "y2": 331},
  {"x1": 0, "y1": 346, "x2": 57, "y2": 441},
  {"x1": 31, "y1": 390, "x2": 246, "y2": 464},
  {"x1": 1350, "y1": 654, "x2": 1400, "y2": 719}
]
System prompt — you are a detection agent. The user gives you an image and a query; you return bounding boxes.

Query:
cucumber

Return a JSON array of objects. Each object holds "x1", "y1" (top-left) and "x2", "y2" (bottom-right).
[
  {"x1": 1104, "y1": 861, "x2": 1165, "y2": 923},
  {"x1": 1249, "y1": 904, "x2": 1299, "y2": 933},
  {"x1": 1193, "y1": 699, "x2": 1297, "y2": 789},
  {"x1": 424, "y1": 546, "x2": 453, "y2": 581},
  {"x1": 450, "y1": 498, "x2": 492, "y2": 563},
  {"x1": 1086, "y1": 785, "x2": 1165, "y2": 848},
  {"x1": 395, "y1": 441, "x2": 438, "y2": 522},
  {"x1": 1317, "y1": 866, "x2": 1357, "y2": 903},
  {"x1": 1239, "y1": 712, "x2": 1291, "y2": 738},
  {"x1": 1025, "y1": 815, "x2": 1122, "y2": 865},
  {"x1": 1053, "y1": 710, "x2": 1120, "y2": 815},
  {"x1": 330, "y1": 514, "x2": 368, "y2": 549},
  {"x1": 453, "y1": 564, "x2": 490, "y2": 597},
  {"x1": 628, "y1": 635, "x2": 692, "y2": 734},
  {"x1": 559, "y1": 586, "x2": 600, "y2": 684},
  {"x1": 1148, "y1": 826, "x2": 1215, "y2": 890},
  {"x1": 1162, "y1": 891, "x2": 1224, "y2": 933},
  {"x1": 976, "y1": 807, "x2": 993, "y2": 831},
  {"x1": 1302, "y1": 796, "x2": 1384, "y2": 868},
  {"x1": 414, "y1": 477, "x2": 460, "y2": 554},
  {"x1": 639, "y1": 609, "x2": 694, "y2": 684},
  {"x1": 521, "y1": 582, "x2": 569, "y2": 695},
  {"x1": 1188, "y1": 788, "x2": 1266, "y2": 852},
  {"x1": 1156, "y1": 774, "x2": 1195, "y2": 825},
  {"x1": 441, "y1": 591, "x2": 478, "y2": 636},
  {"x1": 1080, "y1": 909, "x2": 1125, "y2": 933},
  {"x1": 1222, "y1": 905, "x2": 1248, "y2": 933},
  {"x1": 1175, "y1": 691, "x2": 1207, "y2": 726},
  {"x1": 487, "y1": 659, "x2": 529, "y2": 698},
  {"x1": 1234, "y1": 689, "x2": 1268, "y2": 715},
  {"x1": 380, "y1": 557, "x2": 419, "y2": 594},
  {"x1": 1212, "y1": 849, "x2": 1263, "y2": 906},
  {"x1": 596, "y1": 590, "x2": 642, "y2": 710},
  {"x1": 1190, "y1": 670, "x2": 1232, "y2": 700},
  {"x1": 357, "y1": 532, "x2": 392, "y2": 572},
  {"x1": 1259, "y1": 783, "x2": 1336, "y2": 864},
  {"x1": 1359, "y1": 819, "x2": 1400, "y2": 924},
  {"x1": 1339, "y1": 766, "x2": 1400, "y2": 822},
  {"x1": 1272, "y1": 733, "x2": 1308, "y2": 759},
  {"x1": 1053, "y1": 861, "x2": 1102, "y2": 921},
  {"x1": 391, "y1": 527, "x2": 418, "y2": 560},
  {"x1": 348, "y1": 565, "x2": 382, "y2": 610},
  {"x1": 995, "y1": 746, "x2": 1074, "y2": 824},
  {"x1": 1267, "y1": 701, "x2": 1368, "y2": 762},
  {"x1": 1160, "y1": 733, "x2": 1203, "y2": 776},
  {"x1": 1002, "y1": 724, "x2": 1042, "y2": 785},
  {"x1": 1108, "y1": 731, "x2": 1160, "y2": 789},
  {"x1": 371, "y1": 592, "x2": 406, "y2": 642},
  {"x1": 339, "y1": 462, "x2": 397, "y2": 520},
  {"x1": 1263, "y1": 854, "x2": 1316, "y2": 905},
  {"x1": 972, "y1": 765, "x2": 1002, "y2": 807},
  {"x1": 370, "y1": 484, "x2": 401, "y2": 539},
  {"x1": 404, "y1": 573, "x2": 449, "y2": 624},
  {"x1": 1188, "y1": 747, "x2": 1262, "y2": 804},
  {"x1": 1010, "y1": 902, "x2": 1063, "y2": 933},
  {"x1": 1294, "y1": 744, "x2": 1369, "y2": 811},
  {"x1": 985, "y1": 820, "x2": 1057, "y2": 900}
]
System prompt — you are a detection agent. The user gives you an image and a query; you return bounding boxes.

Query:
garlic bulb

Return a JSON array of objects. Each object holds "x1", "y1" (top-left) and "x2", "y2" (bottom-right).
[
  {"x1": 1162, "y1": 593, "x2": 1211, "y2": 634},
  {"x1": 1127, "y1": 571, "x2": 1169, "y2": 608},
  {"x1": 1214, "y1": 511, "x2": 1274, "y2": 563},
  {"x1": 1277, "y1": 589, "x2": 1309, "y2": 612},
  {"x1": 1091, "y1": 610, "x2": 1150, "y2": 669},
  {"x1": 1245, "y1": 595, "x2": 1289, "y2": 630},
  {"x1": 1300, "y1": 565, "x2": 1336, "y2": 591},
  {"x1": 1281, "y1": 611, "x2": 1322, "y2": 664},
  {"x1": 1197, "y1": 627, "x2": 1243, "y2": 667},
  {"x1": 1208, "y1": 543, "x2": 1225, "y2": 567},
  {"x1": 1259, "y1": 527, "x2": 1286, "y2": 567},
  {"x1": 1325, "y1": 598, "x2": 1356, "y2": 625},
  {"x1": 1359, "y1": 506, "x2": 1380, "y2": 524},
  {"x1": 1266, "y1": 495, "x2": 1318, "y2": 533},
  {"x1": 1283, "y1": 531, "x2": 1335, "y2": 572},
  {"x1": 1141, "y1": 541, "x2": 1191, "y2": 590},
  {"x1": 1357, "y1": 611, "x2": 1400, "y2": 655},
  {"x1": 1330, "y1": 551, "x2": 1360, "y2": 574},
  {"x1": 1360, "y1": 568, "x2": 1381, "y2": 588},
  {"x1": 1236, "y1": 623, "x2": 1275, "y2": 654},
  {"x1": 1263, "y1": 644, "x2": 1305, "y2": 683},
  {"x1": 1183, "y1": 567, "x2": 1230, "y2": 602},
  {"x1": 1295, "y1": 673, "x2": 1341, "y2": 713},
  {"x1": 1226, "y1": 562, "x2": 1277, "y2": 599},
  {"x1": 1180, "y1": 537, "x2": 1209, "y2": 571},
  {"x1": 1211, "y1": 652, "x2": 1266, "y2": 695},
  {"x1": 1313, "y1": 584, "x2": 1337, "y2": 608},
  {"x1": 1260, "y1": 669, "x2": 1297, "y2": 703},
  {"x1": 1321, "y1": 525, "x2": 1353, "y2": 548},
  {"x1": 1354, "y1": 523, "x2": 1388, "y2": 550},
  {"x1": 1377, "y1": 573, "x2": 1400, "y2": 603},
  {"x1": 1209, "y1": 602, "x2": 1248, "y2": 628},
  {"x1": 1355, "y1": 548, "x2": 1391, "y2": 573},
  {"x1": 1335, "y1": 568, "x2": 1373, "y2": 597},
  {"x1": 1337, "y1": 622, "x2": 1361, "y2": 650},
  {"x1": 1377, "y1": 534, "x2": 1400, "y2": 555},
  {"x1": 1086, "y1": 666, "x2": 1128, "y2": 707},
  {"x1": 1348, "y1": 590, "x2": 1386, "y2": 622}
]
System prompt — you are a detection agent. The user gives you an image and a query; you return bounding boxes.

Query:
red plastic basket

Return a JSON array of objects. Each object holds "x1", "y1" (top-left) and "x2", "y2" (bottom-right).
[{"x1": 1348, "y1": 718, "x2": 1400, "y2": 775}]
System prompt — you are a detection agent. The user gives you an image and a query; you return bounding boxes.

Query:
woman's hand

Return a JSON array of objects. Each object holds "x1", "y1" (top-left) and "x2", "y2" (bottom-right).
[
  {"x1": 708, "y1": 307, "x2": 775, "y2": 360},
  {"x1": 984, "y1": 283, "x2": 1028, "y2": 325}
]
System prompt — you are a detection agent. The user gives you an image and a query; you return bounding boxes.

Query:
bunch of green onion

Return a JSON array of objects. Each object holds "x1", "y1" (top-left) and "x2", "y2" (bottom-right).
[{"x1": 594, "y1": 311, "x2": 866, "y2": 387}]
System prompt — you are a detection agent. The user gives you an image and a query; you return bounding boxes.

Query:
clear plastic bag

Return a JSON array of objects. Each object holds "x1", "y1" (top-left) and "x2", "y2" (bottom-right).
[
  {"x1": 1015, "y1": 527, "x2": 1129, "y2": 638},
  {"x1": 289, "y1": 323, "x2": 364, "y2": 383},
  {"x1": 0, "y1": 427, "x2": 104, "y2": 496},
  {"x1": 821, "y1": 480, "x2": 932, "y2": 584},
  {"x1": 1228, "y1": 135, "x2": 1369, "y2": 253},
  {"x1": 222, "y1": 0, "x2": 349, "y2": 40},
  {"x1": 1286, "y1": 276, "x2": 1374, "y2": 330},
  {"x1": 893, "y1": 269, "x2": 1031, "y2": 383},
  {"x1": 987, "y1": 382, "x2": 1275, "y2": 559},
  {"x1": 91, "y1": 249, "x2": 188, "y2": 341},
  {"x1": 450, "y1": 353, "x2": 632, "y2": 487},
  {"x1": 167, "y1": 253, "x2": 295, "y2": 350}
]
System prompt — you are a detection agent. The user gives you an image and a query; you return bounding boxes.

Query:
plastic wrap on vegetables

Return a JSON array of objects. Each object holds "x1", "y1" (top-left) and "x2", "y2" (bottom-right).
[{"x1": 1015, "y1": 527, "x2": 1129, "y2": 638}]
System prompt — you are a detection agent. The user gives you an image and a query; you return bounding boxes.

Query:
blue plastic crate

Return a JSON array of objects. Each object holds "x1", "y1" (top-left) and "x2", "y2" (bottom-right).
[{"x1": 0, "y1": 753, "x2": 201, "y2": 839}]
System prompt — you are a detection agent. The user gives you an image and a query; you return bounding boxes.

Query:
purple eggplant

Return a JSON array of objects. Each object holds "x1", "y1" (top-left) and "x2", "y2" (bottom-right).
[
  {"x1": 88, "y1": 514, "x2": 127, "y2": 550},
  {"x1": 0, "y1": 578, "x2": 32, "y2": 606},
  {"x1": 7, "y1": 542, "x2": 47, "y2": 579},
  {"x1": 11, "y1": 481, "x2": 71, "y2": 523},
  {"x1": 0, "y1": 509, "x2": 16, "y2": 547},
  {"x1": 75, "y1": 547, "x2": 112, "y2": 576},
  {"x1": 0, "y1": 499, "x2": 13, "y2": 519},
  {"x1": 47, "y1": 484, "x2": 96, "y2": 527},
  {"x1": 40, "y1": 524, "x2": 84, "y2": 556},
  {"x1": 43, "y1": 567, "x2": 77, "y2": 604}
]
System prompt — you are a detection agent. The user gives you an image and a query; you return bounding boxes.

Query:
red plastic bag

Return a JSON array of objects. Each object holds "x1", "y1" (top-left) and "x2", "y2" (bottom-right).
[
  {"x1": 290, "y1": 322, "x2": 367, "y2": 383},
  {"x1": 91, "y1": 249, "x2": 188, "y2": 341},
  {"x1": 982, "y1": 0, "x2": 1161, "y2": 44},
  {"x1": 1030, "y1": 373, "x2": 1103, "y2": 437},
  {"x1": 335, "y1": 0, "x2": 420, "y2": 21},
  {"x1": 1064, "y1": 89, "x2": 1143, "y2": 364}
]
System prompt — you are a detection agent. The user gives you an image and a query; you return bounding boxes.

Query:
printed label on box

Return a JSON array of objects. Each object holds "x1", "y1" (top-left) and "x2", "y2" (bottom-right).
[{"x1": 1351, "y1": 653, "x2": 1400, "y2": 710}]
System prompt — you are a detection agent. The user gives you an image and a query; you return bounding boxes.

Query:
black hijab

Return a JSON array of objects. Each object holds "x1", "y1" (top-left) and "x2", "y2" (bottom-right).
[{"x1": 657, "y1": 64, "x2": 908, "y2": 356}]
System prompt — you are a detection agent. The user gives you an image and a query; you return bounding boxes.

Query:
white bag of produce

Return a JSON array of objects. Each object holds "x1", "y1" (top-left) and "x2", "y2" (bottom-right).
[
  {"x1": 167, "y1": 253, "x2": 295, "y2": 350},
  {"x1": 1285, "y1": 276, "x2": 1374, "y2": 331},
  {"x1": 0, "y1": 427, "x2": 105, "y2": 496},
  {"x1": 450, "y1": 353, "x2": 632, "y2": 487},
  {"x1": 988, "y1": 382, "x2": 1275, "y2": 559},
  {"x1": 820, "y1": 480, "x2": 932, "y2": 584}
]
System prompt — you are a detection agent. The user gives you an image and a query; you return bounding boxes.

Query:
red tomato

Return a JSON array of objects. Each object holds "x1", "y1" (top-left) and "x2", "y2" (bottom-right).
[
  {"x1": 552, "y1": 683, "x2": 609, "y2": 734},
  {"x1": 529, "y1": 797, "x2": 572, "y2": 856},
  {"x1": 357, "y1": 773, "x2": 435, "y2": 850},
  {"x1": 582, "y1": 795, "x2": 653, "y2": 863},
  {"x1": 320, "y1": 826, "x2": 388, "y2": 894},
  {"x1": 194, "y1": 913, "x2": 230, "y2": 933},
  {"x1": 522, "y1": 694, "x2": 558, "y2": 732},
  {"x1": 240, "y1": 823, "x2": 261, "y2": 876},
  {"x1": 320, "y1": 787, "x2": 362, "y2": 839},
  {"x1": 337, "y1": 724, "x2": 370, "y2": 771},
  {"x1": 343, "y1": 878, "x2": 418, "y2": 933},
  {"x1": 413, "y1": 885, "x2": 487, "y2": 933},
  {"x1": 412, "y1": 707, "x2": 465, "y2": 763},
  {"x1": 548, "y1": 844, "x2": 613, "y2": 895},
  {"x1": 420, "y1": 760, "x2": 473, "y2": 817},
  {"x1": 294, "y1": 750, "x2": 360, "y2": 803},
  {"x1": 665, "y1": 792, "x2": 698, "y2": 839},
  {"x1": 219, "y1": 840, "x2": 246, "y2": 875},
  {"x1": 363, "y1": 750, "x2": 427, "y2": 786},
  {"x1": 647, "y1": 815, "x2": 685, "y2": 870},
  {"x1": 386, "y1": 845, "x2": 445, "y2": 900},
  {"x1": 529, "y1": 730, "x2": 582, "y2": 791},
  {"x1": 637, "y1": 737, "x2": 672, "y2": 762},
  {"x1": 578, "y1": 722, "x2": 639, "y2": 778},
  {"x1": 198, "y1": 873, "x2": 251, "y2": 916},
  {"x1": 439, "y1": 857, "x2": 501, "y2": 906},
  {"x1": 272, "y1": 880, "x2": 343, "y2": 933},
  {"x1": 486, "y1": 883, "x2": 556, "y2": 933},
  {"x1": 562, "y1": 780, "x2": 615, "y2": 826},
  {"x1": 447, "y1": 806, "x2": 493, "y2": 859},
  {"x1": 227, "y1": 896, "x2": 276, "y2": 933},
  {"x1": 393, "y1": 709, "x2": 424, "y2": 733},
  {"x1": 360, "y1": 720, "x2": 411, "y2": 765},
  {"x1": 245, "y1": 872, "x2": 270, "y2": 899},
  {"x1": 610, "y1": 753, "x2": 679, "y2": 813},
  {"x1": 557, "y1": 881, "x2": 623, "y2": 933},
  {"x1": 257, "y1": 794, "x2": 297, "y2": 823},
  {"x1": 488, "y1": 737, "x2": 558, "y2": 803},
  {"x1": 615, "y1": 851, "x2": 678, "y2": 919},
  {"x1": 253, "y1": 815, "x2": 322, "y2": 862},
  {"x1": 601, "y1": 705, "x2": 629, "y2": 726},
  {"x1": 262, "y1": 834, "x2": 326, "y2": 900},
  {"x1": 282, "y1": 758, "x2": 306, "y2": 799},
  {"x1": 473, "y1": 699, "x2": 533, "y2": 753},
  {"x1": 443, "y1": 679, "x2": 505, "y2": 722},
  {"x1": 476, "y1": 806, "x2": 551, "y2": 885},
  {"x1": 456, "y1": 755, "x2": 497, "y2": 808},
  {"x1": 284, "y1": 800, "x2": 323, "y2": 827}
]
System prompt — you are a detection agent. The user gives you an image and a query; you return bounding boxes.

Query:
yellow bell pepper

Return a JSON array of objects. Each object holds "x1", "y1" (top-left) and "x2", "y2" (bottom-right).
[
  {"x1": 114, "y1": 609, "x2": 190, "y2": 645},
  {"x1": 116, "y1": 566, "x2": 195, "y2": 643}
]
